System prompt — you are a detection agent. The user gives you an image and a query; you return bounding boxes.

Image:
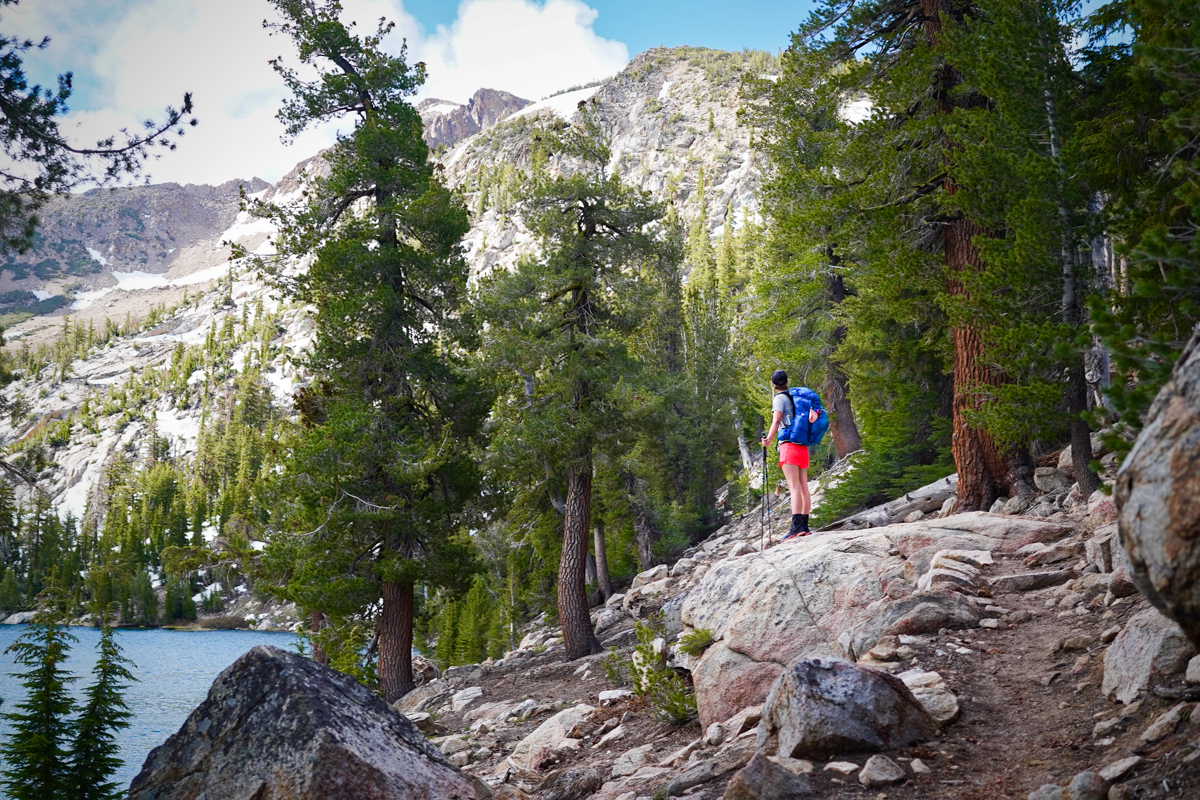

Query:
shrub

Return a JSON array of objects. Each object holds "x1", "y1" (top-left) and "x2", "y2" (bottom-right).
[
  {"x1": 625, "y1": 615, "x2": 697, "y2": 725},
  {"x1": 677, "y1": 628, "x2": 714, "y2": 657}
]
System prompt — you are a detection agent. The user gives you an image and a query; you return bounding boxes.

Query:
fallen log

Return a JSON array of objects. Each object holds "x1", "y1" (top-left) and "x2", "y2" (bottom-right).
[{"x1": 818, "y1": 474, "x2": 959, "y2": 531}]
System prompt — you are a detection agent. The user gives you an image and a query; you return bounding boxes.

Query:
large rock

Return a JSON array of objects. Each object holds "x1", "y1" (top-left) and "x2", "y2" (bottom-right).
[
  {"x1": 722, "y1": 752, "x2": 812, "y2": 799},
  {"x1": 682, "y1": 513, "x2": 1068, "y2": 727},
  {"x1": 756, "y1": 658, "x2": 939, "y2": 760},
  {"x1": 1101, "y1": 608, "x2": 1197, "y2": 703},
  {"x1": 1115, "y1": 325, "x2": 1200, "y2": 644},
  {"x1": 393, "y1": 679, "x2": 451, "y2": 714},
  {"x1": 509, "y1": 703, "x2": 595, "y2": 770},
  {"x1": 128, "y1": 646, "x2": 485, "y2": 800},
  {"x1": 536, "y1": 766, "x2": 602, "y2": 800}
]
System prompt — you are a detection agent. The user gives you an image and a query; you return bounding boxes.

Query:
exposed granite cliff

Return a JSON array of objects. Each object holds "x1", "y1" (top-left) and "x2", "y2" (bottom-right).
[{"x1": 420, "y1": 87, "x2": 531, "y2": 150}]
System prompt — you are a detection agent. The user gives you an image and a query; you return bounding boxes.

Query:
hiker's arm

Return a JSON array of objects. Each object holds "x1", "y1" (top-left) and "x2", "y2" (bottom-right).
[{"x1": 761, "y1": 410, "x2": 784, "y2": 446}]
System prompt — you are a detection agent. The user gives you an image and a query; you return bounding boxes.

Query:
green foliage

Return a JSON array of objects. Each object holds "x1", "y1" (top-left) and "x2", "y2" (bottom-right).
[
  {"x1": 66, "y1": 620, "x2": 136, "y2": 800},
  {"x1": 0, "y1": 609, "x2": 78, "y2": 798},
  {"x1": 163, "y1": 577, "x2": 197, "y2": 623},
  {"x1": 676, "y1": 627, "x2": 714, "y2": 657},
  {"x1": 602, "y1": 646, "x2": 629, "y2": 687},
  {"x1": 0, "y1": 568, "x2": 20, "y2": 612},
  {"x1": 247, "y1": 0, "x2": 486, "y2": 694},
  {"x1": 814, "y1": 405, "x2": 954, "y2": 527},
  {"x1": 629, "y1": 617, "x2": 696, "y2": 725},
  {"x1": 1082, "y1": 0, "x2": 1200, "y2": 457}
]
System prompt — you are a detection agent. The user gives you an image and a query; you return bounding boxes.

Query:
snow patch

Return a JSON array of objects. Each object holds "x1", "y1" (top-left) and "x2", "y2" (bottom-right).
[
  {"x1": 112, "y1": 271, "x2": 171, "y2": 291},
  {"x1": 421, "y1": 102, "x2": 462, "y2": 117},
  {"x1": 71, "y1": 264, "x2": 232, "y2": 310},
  {"x1": 840, "y1": 97, "x2": 873, "y2": 124},
  {"x1": 155, "y1": 408, "x2": 201, "y2": 449},
  {"x1": 510, "y1": 86, "x2": 601, "y2": 122},
  {"x1": 658, "y1": 80, "x2": 672, "y2": 102},
  {"x1": 86, "y1": 247, "x2": 109, "y2": 267},
  {"x1": 192, "y1": 582, "x2": 222, "y2": 603},
  {"x1": 31, "y1": 289, "x2": 54, "y2": 301},
  {"x1": 70, "y1": 287, "x2": 114, "y2": 310}
]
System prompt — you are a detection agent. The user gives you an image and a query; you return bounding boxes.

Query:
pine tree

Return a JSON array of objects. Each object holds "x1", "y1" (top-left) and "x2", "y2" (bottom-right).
[
  {"x1": 454, "y1": 575, "x2": 494, "y2": 665},
  {"x1": 0, "y1": 610, "x2": 78, "y2": 799},
  {"x1": 1081, "y1": 0, "x2": 1200, "y2": 452},
  {"x1": 250, "y1": 0, "x2": 486, "y2": 701},
  {"x1": 478, "y1": 107, "x2": 665, "y2": 660},
  {"x1": 433, "y1": 600, "x2": 460, "y2": 669},
  {"x1": 747, "y1": 0, "x2": 1052, "y2": 511},
  {"x1": 65, "y1": 621, "x2": 135, "y2": 800}
]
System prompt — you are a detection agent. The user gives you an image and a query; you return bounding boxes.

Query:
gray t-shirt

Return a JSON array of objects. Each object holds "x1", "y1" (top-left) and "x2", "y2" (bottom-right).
[{"x1": 772, "y1": 391, "x2": 793, "y2": 432}]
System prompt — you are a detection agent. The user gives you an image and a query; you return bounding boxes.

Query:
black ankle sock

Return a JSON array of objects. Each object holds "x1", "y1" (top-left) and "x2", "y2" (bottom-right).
[
  {"x1": 800, "y1": 513, "x2": 810, "y2": 531},
  {"x1": 790, "y1": 514, "x2": 803, "y2": 533}
]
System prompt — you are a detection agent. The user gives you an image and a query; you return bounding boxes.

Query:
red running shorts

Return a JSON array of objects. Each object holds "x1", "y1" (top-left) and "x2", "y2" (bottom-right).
[{"x1": 779, "y1": 441, "x2": 809, "y2": 469}]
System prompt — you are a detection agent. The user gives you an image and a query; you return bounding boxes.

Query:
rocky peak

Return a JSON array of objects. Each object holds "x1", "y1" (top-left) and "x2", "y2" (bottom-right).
[{"x1": 421, "y1": 87, "x2": 531, "y2": 150}]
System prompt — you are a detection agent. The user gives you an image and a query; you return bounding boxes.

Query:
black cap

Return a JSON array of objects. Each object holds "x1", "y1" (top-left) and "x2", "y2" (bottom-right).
[{"x1": 771, "y1": 370, "x2": 788, "y2": 388}]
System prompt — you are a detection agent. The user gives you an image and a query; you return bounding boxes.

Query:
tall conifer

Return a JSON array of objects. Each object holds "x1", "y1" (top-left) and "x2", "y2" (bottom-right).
[
  {"x1": 250, "y1": 0, "x2": 485, "y2": 700},
  {"x1": 66, "y1": 620, "x2": 135, "y2": 800},
  {"x1": 478, "y1": 108, "x2": 664, "y2": 659}
]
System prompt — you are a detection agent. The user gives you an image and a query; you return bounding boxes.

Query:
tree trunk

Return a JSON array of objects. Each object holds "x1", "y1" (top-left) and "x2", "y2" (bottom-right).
[
  {"x1": 624, "y1": 471, "x2": 658, "y2": 571},
  {"x1": 825, "y1": 267, "x2": 863, "y2": 459},
  {"x1": 560, "y1": 463, "x2": 602, "y2": 660},
  {"x1": 946, "y1": 218, "x2": 1019, "y2": 511},
  {"x1": 1067, "y1": 363, "x2": 1099, "y2": 498},
  {"x1": 593, "y1": 519, "x2": 613, "y2": 600},
  {"x1": 309, "y1": 610, "x2": 328, "y2": 665},
  {"x1": 925, "y1": 0, "x2": 1029, "y2": 510},
  {"x1": 1042, "y1": 54, "x2": 1098, "y2": 501},
  {"x1": 378, "y1": 580, "x2": 415, "y2": 703}
]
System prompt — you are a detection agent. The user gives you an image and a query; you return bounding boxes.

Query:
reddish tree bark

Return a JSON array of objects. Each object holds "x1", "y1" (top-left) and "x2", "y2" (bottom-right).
[
  {"x1": 378, "y1": 580, "x2": 415, "y2": 703},
  {"x1": 561, "y1": 463, "x2": 602, "y2": 660},
  {"x1": 925, "y1": 0, "x2": 1032, "y2": 510},
  {"x1": 309, "y1": 610, "x2": 328, "y2": 665}
]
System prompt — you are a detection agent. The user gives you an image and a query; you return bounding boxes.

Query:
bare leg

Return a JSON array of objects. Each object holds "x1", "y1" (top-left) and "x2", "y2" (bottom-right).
[
  {"x1": 798, "y1": 468, "x2": 812, "y2": 515},
  {"x1": 783, "y1": 463, "x2": 803, "y2": 514}
]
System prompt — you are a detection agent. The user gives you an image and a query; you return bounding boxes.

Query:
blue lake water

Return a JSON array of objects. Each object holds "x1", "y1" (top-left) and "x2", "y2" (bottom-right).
[{"x1": 0, "y1": 625, "x2": 299, "y2": 793}]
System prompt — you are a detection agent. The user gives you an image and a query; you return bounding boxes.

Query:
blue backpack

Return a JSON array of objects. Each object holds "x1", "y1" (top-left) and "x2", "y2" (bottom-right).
[{"x1": 778, "y1": 387, "x2": 829, "y2": 447}]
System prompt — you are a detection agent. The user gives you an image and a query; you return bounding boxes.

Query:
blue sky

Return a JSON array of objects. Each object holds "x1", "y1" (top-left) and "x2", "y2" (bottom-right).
[
  {"x1": 5, "y1": 0, "x2": 815, "y2": 186},
  {"x1": 401, "y1": 0, "x2": 813, "y2": 56}
]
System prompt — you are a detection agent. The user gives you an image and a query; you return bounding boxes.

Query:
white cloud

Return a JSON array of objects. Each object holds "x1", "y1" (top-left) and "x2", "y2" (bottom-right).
[
  {"x1": 409, "y1": 0, "x2": 628, "y2": 102},
  {"x1": 7, "y1": 0, "x2": 629, "y2": 187}
]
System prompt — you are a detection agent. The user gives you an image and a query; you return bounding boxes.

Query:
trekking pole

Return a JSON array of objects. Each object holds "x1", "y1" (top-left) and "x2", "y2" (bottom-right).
[{"x1": 762, "y1": 441, "x2": 769, "y2": 550}]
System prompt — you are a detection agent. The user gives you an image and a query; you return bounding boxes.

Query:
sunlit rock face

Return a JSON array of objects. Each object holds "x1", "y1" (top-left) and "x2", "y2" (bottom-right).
[{"x1": 419, "y1": 88, "x2": 532, "y2": 150}]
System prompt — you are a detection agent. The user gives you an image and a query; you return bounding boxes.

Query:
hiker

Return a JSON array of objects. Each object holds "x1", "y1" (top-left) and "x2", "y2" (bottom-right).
[{"x1": 761, "y1": 369, "x2": 819, "y2": 540}]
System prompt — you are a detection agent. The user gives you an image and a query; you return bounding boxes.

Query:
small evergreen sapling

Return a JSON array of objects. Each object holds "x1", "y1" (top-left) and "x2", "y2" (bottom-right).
[
  {"x1": 0, "y1": 609, "x2": 78, "y2": 799},
  {"x1": 66, "y1": 620, "x2": 136, "y2": 800}
]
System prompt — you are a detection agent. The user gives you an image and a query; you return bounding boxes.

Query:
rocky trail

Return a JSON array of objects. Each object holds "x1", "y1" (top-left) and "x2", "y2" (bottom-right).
[
  {"x1": 129, "y1": 449, "x2": 1200, "y2": 800},
  {"x1": 121, "y1": 336, "x2": 1200, "y2": 800},
  {"x1": 369, "y1": 460, "x2": 1195, "y2": 796}
]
